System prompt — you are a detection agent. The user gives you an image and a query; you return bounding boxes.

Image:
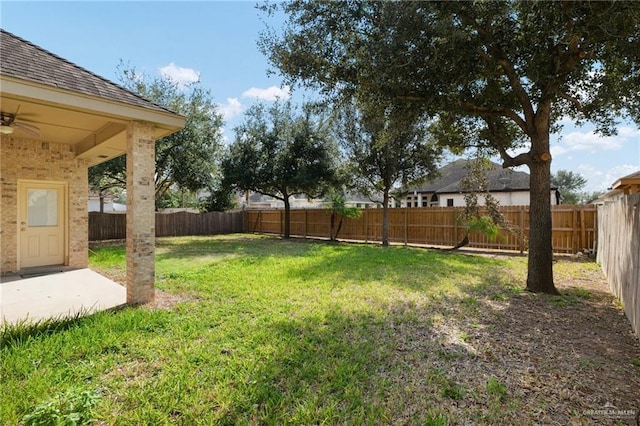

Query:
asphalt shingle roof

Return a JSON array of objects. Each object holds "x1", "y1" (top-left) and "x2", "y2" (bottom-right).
[
  {"x1": 408, "y1": 159, "x2": 534, "y2": 194},
  {"x1": 0, "y1": 28, "x2": 173, "y2": 115}
]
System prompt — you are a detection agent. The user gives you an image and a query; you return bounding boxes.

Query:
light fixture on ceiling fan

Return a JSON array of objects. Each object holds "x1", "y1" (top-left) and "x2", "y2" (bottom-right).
[{"x1": 0, "y1": 108, "x2": 40, "y2": 136}]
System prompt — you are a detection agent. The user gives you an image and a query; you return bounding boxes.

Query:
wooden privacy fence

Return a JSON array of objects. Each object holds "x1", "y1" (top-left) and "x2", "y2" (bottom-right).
[
  {"x1": 246, "y1": 205, "x2": 597, "y2": 254},
  {"x1": 89, "y1": 211, "x2": 245, "y2": 241},
  {"x1": 597, "y1": 193, "x2": 640, "y2": 337}
]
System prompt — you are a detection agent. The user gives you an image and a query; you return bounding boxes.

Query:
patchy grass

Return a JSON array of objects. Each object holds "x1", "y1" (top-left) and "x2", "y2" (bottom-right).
[{"x1": 1, "y1": 235, "x2": 639, "y2": 425}]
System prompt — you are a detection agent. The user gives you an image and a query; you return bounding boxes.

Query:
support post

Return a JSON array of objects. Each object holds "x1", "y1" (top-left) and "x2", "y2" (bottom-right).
[{"x1": 126, "y1": 121, "x2": 156, "y2": 305}]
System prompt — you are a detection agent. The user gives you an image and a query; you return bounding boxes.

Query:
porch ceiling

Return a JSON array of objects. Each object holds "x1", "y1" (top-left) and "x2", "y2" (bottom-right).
[{"x1": 1, "y1": 78, "x2": 185, "y2": 167}]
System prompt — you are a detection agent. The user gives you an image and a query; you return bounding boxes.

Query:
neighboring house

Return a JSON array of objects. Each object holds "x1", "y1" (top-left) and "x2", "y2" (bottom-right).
[
  {"x1": 88, "y1": 193, "x2": 126, "y2": 213},
  {"x1": 592, "y1": 170, "x2": 640, "y2": 205},
  {"x1": 402, "y1": 159, "x2": 559, "y2": 207},
  {"x1": 241, "y1": 191, "x2": 388, "y2": 209},
  {"x1": 0, "y1": 29, "x2": 185, "y2": 304}
]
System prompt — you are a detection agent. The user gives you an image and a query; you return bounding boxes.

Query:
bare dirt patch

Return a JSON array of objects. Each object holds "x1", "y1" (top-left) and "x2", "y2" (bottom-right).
[{"x1": 376, "y1": 256, "x2": 640, "y2": 425}]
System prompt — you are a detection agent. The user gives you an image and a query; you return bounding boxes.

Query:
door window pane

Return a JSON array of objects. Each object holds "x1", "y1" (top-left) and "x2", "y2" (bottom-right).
[{"x1": 27, "y1": 189, "x2": 58, "y2": 227}]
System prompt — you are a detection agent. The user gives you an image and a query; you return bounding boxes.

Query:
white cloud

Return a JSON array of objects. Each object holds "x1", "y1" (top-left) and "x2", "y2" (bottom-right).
[
  {"x1": 241, "y1": 85, "x2": 291, "y2": 101},
  {"x1": 551, "y1": 126, "x2": 639, "y2": 159},
  {"x1": 577, "y1": 163, "x2": 639, "y2": 192},
  {"x1": 158, "y1": 63, "x2": 200, "y2": 88},
  {"x1": 218, "y1": 97, "x2": 244, "y2": 121}
]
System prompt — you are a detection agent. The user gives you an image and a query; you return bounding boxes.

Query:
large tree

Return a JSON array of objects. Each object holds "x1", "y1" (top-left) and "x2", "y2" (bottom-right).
[
  {"x1": 335, "y1": 99, "x2": 441, "y2": 246},
  {"x1": 223, "y1": 101, "x2": 340, "y2": 238},
  {"x1": 261, "y1": 1, "x2": 640, "y2": 294},
  {"x1": 89, "y1": 64, "x2": 225, "y2": 210}
]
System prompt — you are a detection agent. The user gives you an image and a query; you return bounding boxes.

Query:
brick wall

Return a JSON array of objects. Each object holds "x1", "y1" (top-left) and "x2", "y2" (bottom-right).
[{"x1": 0, "y1": 136, "x2": 89, "y2": 274}]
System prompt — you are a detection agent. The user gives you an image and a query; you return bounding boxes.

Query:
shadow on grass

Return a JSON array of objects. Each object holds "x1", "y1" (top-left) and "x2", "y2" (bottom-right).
[
  {"x1": 284, "y1": 240, "x2": 511, "y2": 295},
  {"x1": 1, "y1": 310, "x2": 93, "y2": 350},
  {"x1": 153, "y1": 235, "x2": 323, "y2": 263},
  {"x1": 81, "y1": 235, "x2": 640, "y2": 423},
  {"x1": 169, "y1": 305, "x2": 472, "y2": 425}
]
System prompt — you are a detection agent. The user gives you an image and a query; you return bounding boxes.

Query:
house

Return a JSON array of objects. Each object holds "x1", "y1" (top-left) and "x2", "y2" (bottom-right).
[
  {"x1": 0, "y1": 29, "x2": 185, "y2": 304},
  {"x1": 402, "y1": 159, "x2": 560, "y2": 207},
  {"x1": 88, "y1": 192, "x2": 126, "y2": 213},
  {"x1": 241, "y1": 191, "x2": 388, "y2": 209},
  {"x1": 592, "y1": 170, "x2": 640, "y2": 205}
]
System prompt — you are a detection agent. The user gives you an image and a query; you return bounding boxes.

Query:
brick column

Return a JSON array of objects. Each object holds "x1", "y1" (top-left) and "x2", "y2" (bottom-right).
[{"x1": 126, "y1": 121, "x2": 156, "y2": 304}]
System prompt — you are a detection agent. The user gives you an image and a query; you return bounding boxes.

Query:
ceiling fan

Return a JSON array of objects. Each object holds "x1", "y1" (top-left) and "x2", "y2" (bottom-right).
[{"x1": 0, "y1": 108, "x2": 40, "y2": 136}]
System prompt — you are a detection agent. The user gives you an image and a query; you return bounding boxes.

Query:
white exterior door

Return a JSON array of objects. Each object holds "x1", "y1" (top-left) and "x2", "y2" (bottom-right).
[{"x1": 18, "y1": 181, "x2": 66, "y2": 268}]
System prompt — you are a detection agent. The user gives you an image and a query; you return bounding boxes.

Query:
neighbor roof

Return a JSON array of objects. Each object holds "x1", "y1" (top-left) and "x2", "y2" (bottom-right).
[
  {"x1": 611, "y1": 170, "x2": 640, "y2": 194},
  {"x1": 0, "y1": 28, "x2": 173, "y2": 114},
  {"x1": 407, "y1": 159, "x2": 534, "y2": 194}
]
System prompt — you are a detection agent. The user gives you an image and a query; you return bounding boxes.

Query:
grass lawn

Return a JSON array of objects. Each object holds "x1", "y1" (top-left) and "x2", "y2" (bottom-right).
[{"x1": 2, "y1": 235, "x2": 639, "y2": 425}]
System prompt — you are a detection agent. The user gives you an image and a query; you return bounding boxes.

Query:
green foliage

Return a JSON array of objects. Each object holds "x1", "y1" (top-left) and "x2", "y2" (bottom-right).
[
  {"x1": 454, "y1": 156, "x2": 520, "y2": 249},
  {"x1": 261, "y1": 0, "x2": 640, "y2": 293},
  {"x1": 88, "y1": 156, "x2": 126, "y2": 212},
  {"x1": 551, "y1": 170, "x2": 588, "y2": 204},
  {"x1": 440, "y1": 380, "x2": 465, "y2": 400},
  {"x1": 199, "y1": 185, "x2": 237, "y2": 212},
  {"x1": 223, "y1": 101, "x2": 340, "y2": 236},
  {"x1": 424, "y1": 413, "x2": 449, "y2": 426},
  {"x1": 334, "y1": 99, "x2": 442, "y2": 245},
  {"x1": 329, "y1": 193, "x2": 363, "y2": 241},
  {"x1": 467, "y1": 216, "x2": 500, "y2": 241},
  {"x1": 486, "y1": 376, "x2": 508, "y2": 399},
  {"x1": 22, "y1": 388, "x2": 101, "y2": 426},
  {"x1": 89, "y1": 62, "x2": 225, "y2": 210}
]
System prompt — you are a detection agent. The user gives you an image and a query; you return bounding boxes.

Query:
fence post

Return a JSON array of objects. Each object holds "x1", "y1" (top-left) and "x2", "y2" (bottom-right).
[
  {"x1": 572, "y1": 208, "x2": 579, "y2": 254},
  {"x1": 519, "y1": 206, "x2": 526, "y2": 253},
  {"x1": 404, "y1": 208, "x2": 408, "y2": 246},
  {"x1": 580, "y1": 208, "x2": 586, "y2": 252},
  {"x1": 304, "y1": 210, "x2": 308, "y2": 239},
  {"x1": 453, "y1": 208, "x2": 458, "y2": 247},
  {"x1": 365, "y1": 209, "x2": 369, "y2": 243},
  {"x1": 280, "y1": 210, "x2": 283, "y2": 237}
]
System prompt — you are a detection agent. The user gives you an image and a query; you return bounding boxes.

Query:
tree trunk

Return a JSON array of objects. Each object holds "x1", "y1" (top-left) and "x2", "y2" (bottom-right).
[
  {"x1": 330, "y1": 212, "x2": 336, "y2": 241},
  {"x1": 526, "y1": 131, "x2": 559, "y2": 294},
  {"x1": 335, "y1": 218, "x2": 344, "y2": 241},
  {"x1": 99, "y1": 192, "x2": 105, "y2": 213},
  {"x1": 382, "y1": 189, "x2": 390, "y2": 246},
  {"x1": 283, "y1": 196, "x2": 291, "y2": 239}
]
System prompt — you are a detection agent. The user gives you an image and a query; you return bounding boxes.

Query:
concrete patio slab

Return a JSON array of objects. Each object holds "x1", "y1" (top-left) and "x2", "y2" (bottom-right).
[{"x1": 1, "y1": 269, "x2": 126, "y2": 325}]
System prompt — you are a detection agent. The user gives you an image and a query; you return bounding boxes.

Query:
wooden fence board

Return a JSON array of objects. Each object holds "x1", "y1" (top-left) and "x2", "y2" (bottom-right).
[
  {"x1": 597, "y1": 193, "x2": 640, "y2": 337},
  {"x1": 89, "y1": 211, "x2": 245, "y2": 241},
  {"x1": 246, "y1": 205, "x2": 597, "y2": 254}
]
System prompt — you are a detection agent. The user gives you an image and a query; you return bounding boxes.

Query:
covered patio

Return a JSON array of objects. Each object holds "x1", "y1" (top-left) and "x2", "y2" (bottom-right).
[
  {"x1": 1, "y1": 269, "x2": 126, "y2": 325},
  {"x1": 0, "y1": 29, "x2": 185, "y2": 322}
]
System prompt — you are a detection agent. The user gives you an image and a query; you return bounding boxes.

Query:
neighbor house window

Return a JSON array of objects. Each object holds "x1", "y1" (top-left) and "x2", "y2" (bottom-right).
[{"x1": 447, "y1": 198, "x2": 454, "y2": 207}]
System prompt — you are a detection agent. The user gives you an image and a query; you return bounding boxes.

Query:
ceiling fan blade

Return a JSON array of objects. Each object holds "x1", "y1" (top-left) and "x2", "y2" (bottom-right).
[
  {"x1": 14, "y1": 122, "x2": 40, "y2": 137},
  {"x1": 15, "y1": 121, "x2": 40, "y2": 131}
]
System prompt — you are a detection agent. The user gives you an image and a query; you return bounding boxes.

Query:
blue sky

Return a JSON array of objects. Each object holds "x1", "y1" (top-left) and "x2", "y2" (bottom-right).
[{"x1": 2, "y1": 1, "x2": 638, "y2": 194}]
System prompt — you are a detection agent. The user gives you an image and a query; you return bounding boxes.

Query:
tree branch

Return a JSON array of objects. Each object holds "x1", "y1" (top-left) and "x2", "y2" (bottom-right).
[
  {"x1": 494, "y1": 57, "x2": 535, "y2": 127},
  {"x1": 460, "y1": 102, "x2": 528, "y2": 133},
  {"x1": 496, "y1": 144, "x2": 531, "y2": 168},
  {"x1": 558, "y1": 91, "x2": 585, "y2": 112},
  {"x1": 457, "y1": 10, "x2": 535, "y2": 127}
]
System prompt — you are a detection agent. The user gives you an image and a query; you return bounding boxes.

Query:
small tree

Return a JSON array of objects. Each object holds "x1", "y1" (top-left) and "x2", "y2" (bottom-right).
[
  {"x1": 329, "y1": 194, "x2": 362, "y2": 241},
  {"x1": 453, "y1": 157, "x2": 523, "y2": 250},
  {"x1": 223, "y1": 101, "x2": 340, "y2": 238},
  {"x1": 334, "y1": 99, "x2": 441, "y2": 246}
]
